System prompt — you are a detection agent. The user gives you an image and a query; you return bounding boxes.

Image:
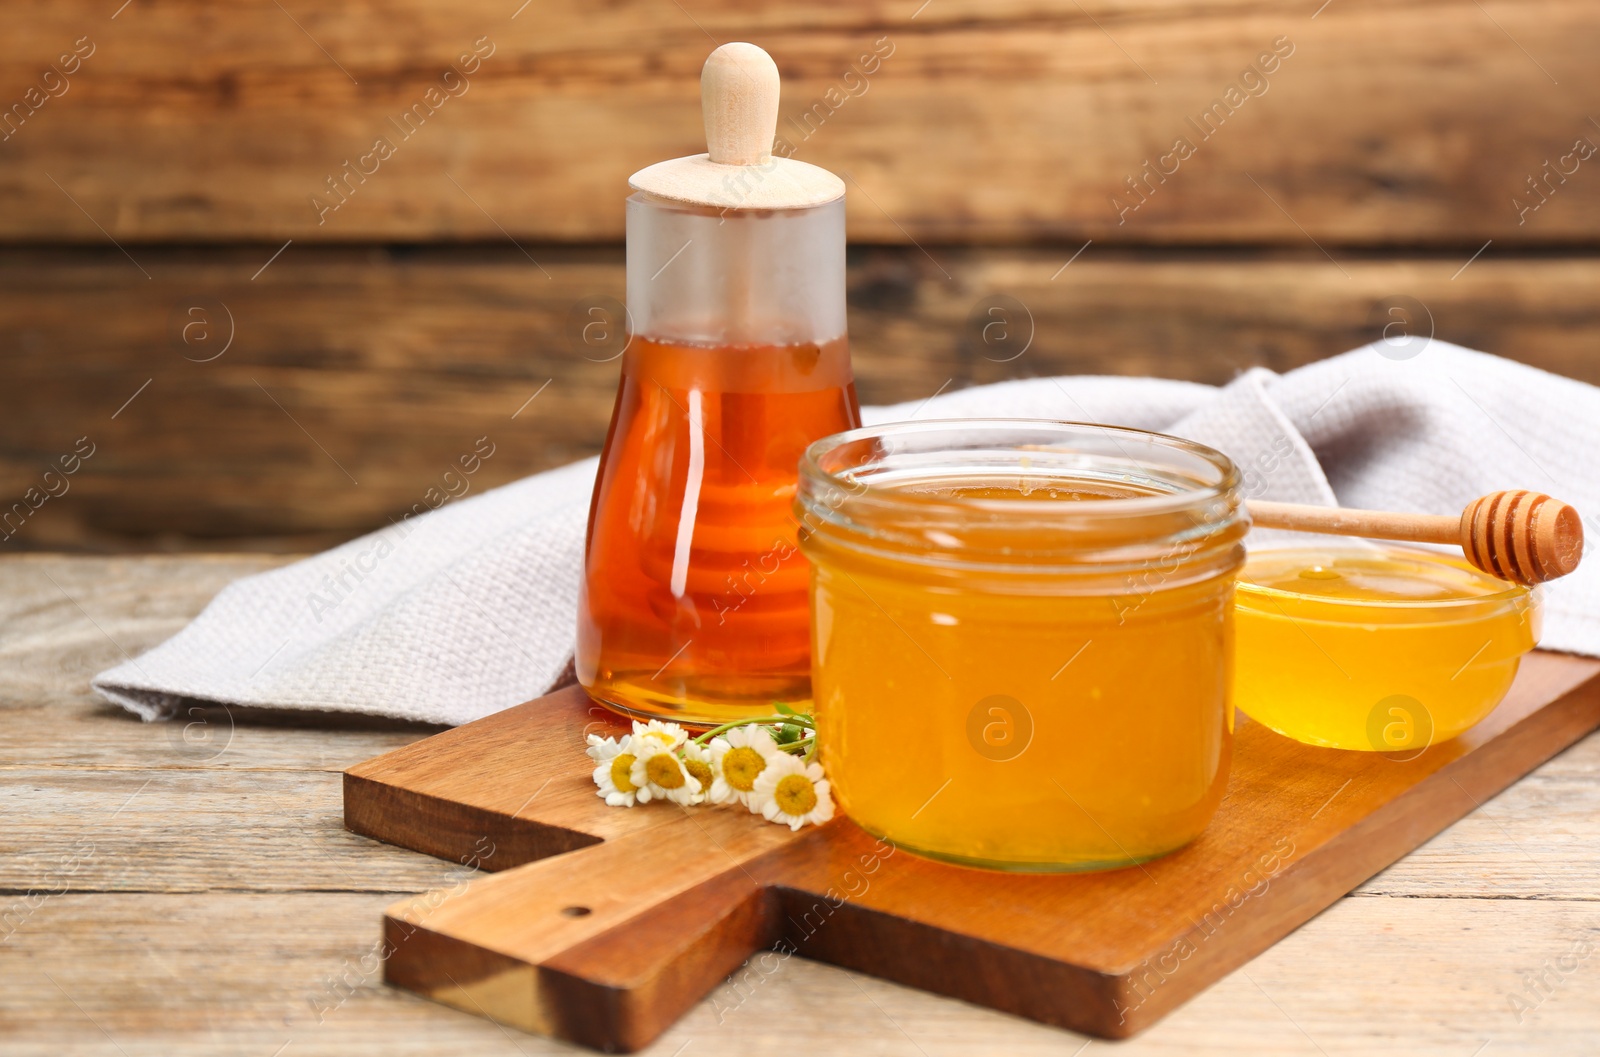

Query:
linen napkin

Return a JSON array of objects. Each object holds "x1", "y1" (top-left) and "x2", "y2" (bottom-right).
[{"x1": 93, "y1": 342, "x2": 1600, "y2": 725}]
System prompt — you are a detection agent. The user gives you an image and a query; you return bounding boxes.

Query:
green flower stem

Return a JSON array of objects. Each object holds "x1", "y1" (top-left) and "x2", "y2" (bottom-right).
[{"x1": 690, "y1": 714, "x2": 815, "y2": 746}]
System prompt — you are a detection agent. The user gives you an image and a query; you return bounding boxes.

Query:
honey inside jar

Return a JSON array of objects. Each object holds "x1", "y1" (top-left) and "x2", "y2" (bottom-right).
[
  {"x1": 797, "y1": 421, "x2": 1246, "y2": 872},
  {"x1": 1233, "y1": 547, "x2": 1539, "y2": 751}
]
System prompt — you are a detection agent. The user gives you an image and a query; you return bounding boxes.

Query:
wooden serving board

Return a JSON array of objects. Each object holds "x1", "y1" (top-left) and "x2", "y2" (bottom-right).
[{"x1": 344, "y1": 651, "x2": 1600, "y2": 1051}]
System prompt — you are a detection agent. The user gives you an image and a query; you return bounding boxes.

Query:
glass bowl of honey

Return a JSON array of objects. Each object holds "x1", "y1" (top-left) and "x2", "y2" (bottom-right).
[
  {"x1": 1233, "y1": 546, "x2": 1541, "y2": 752},
  {"x1": 796, "y1": 420, "x2": 1247, "y2": 872}
]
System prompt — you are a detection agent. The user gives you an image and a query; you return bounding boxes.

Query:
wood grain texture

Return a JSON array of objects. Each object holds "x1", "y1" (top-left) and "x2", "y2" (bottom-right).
[
  {"x1": 4, "y1": 554, "x2": 1600, "y2": 1055},
  {"x1": 6, "y1": 894, "x2": 1599, "y2": 1057},
  {"x1": 344, "y1": 651, "x2": 1600, "y2": 1048},
  {"x1": 2, "y1": 767, "x2": 487, "y2": 894},
  {"x1": 4, "y1": 1, "x2": 1599, "y2": 243},
  {"x1": 3, "y1": 246, "x2": 1598, "y2": 550}
]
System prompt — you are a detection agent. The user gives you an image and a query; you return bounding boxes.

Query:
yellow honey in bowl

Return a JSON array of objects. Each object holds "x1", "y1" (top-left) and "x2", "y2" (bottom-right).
[
  {"x1": 1233, "y1": 547, "x2": 1539, "y2": 751},
  {"x1": 796, "y1": 420, "x2": 1246, "y2": 872}
]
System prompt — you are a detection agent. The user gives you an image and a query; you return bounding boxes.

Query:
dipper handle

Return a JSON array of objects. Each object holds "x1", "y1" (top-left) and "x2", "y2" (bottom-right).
[{"x1": 1247, "y1": 490, "x2": 1584, "y2": 585}]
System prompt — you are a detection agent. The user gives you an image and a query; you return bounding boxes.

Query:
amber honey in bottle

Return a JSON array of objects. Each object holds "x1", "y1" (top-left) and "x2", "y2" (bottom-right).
[{"x1": 576, "y1": 43, "x2": 858, "y2": 725}]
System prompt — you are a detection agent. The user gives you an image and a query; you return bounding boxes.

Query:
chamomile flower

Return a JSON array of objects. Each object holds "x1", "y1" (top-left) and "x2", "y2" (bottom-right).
[
  {"x1": 749, "y1": 751, "x2": 834, "y2": 831},
  {"x1": 707, "y1": 724, "x2": 782, "y2": 807},
  {"x1": 680, "y1": 740, "x2": 715, "y2": 805},
  {"x1": 631, "y1": 719, "x2": 689, "y2": 751},
  {"x1": 629, "y1": 740, "x2": 698, "y2": 806},
  {"x1": 586, "y1": 733, "x2": 640, "y2": 807}
]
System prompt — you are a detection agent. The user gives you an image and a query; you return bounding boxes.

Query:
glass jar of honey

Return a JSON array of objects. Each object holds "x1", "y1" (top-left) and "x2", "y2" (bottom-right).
[
  {"x1": 796, "y1": 420, "x2": 1247, "y2": 872},
  {"x1": 576, "y1": 44, "x2": 859, "y2": 726}
]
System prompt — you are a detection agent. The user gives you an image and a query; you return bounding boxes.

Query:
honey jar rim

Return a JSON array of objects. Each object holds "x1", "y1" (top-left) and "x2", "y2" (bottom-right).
[
  {"x1": 800, "y1": 418, "x2": 1241, "y2": 515},
  {"x1": 795, "y1": 418, "x2": 1247, "y2": 578}
]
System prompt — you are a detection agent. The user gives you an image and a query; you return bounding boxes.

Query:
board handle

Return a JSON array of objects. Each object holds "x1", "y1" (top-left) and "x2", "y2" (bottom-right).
[
  {"x1": 1247, "y1": 490, "x2": 1584, "y2": 585},
  {"x1": 383, "y1": 816, "x2": 785, "y2": 1052}
]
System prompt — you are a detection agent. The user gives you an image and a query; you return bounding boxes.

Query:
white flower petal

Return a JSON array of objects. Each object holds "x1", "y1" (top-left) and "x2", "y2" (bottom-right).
[
  {"x1": 631, "y1": 719, "x2": 689, "y2": 750},
  {"x1": 680, "y1": 741, "x2": 715, "y2": 805},
  {"x1": 588, "y1": 736, "x2": 641, "y2": 807},
  {"x1": 629, "y1": 740, "x2": 698, "y2": 806},
  {"x1": 747, "y1": 750, "x2": 834, "y2": 829}
]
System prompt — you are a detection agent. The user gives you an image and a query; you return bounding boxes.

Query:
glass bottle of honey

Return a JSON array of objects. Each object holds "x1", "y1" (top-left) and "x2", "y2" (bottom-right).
[{"x1": 576, "y1": 43, "x2": 859, "y2": 726}]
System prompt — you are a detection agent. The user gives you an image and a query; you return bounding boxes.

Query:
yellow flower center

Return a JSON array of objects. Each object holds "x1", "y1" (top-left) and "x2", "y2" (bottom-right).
[
  {"x1": 642, "y1": 730, "x2": 675, "y2": 746},
  {"x1": 774, "y1": 773, "x2": 818, "y2": 817},
  {"x1": 610, "y1": 753, "x2": 637, "y2": 793},
  {"x1": 722, "y1": 746, "x2": 766, "y2": 792},
  {"x1": 645, "y1": 752, "x2": 686, "y2": 789},
  {"x1": 684, "y1": 757, "x2": 713, "y2": 793}
]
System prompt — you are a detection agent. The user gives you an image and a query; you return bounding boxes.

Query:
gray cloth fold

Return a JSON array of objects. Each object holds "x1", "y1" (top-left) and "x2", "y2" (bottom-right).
[{"x1": 94, "y1": 342, "x2": 1600, "y2": 725}]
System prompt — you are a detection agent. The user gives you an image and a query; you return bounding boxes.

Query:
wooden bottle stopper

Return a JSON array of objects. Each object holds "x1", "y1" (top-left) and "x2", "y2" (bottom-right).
[
  {"x1": 628, "y1": 43, "x2": 844, "y2": 210},
  {"x1": 1247, "y1": 490, "x2": 1584, "y2": 585}
]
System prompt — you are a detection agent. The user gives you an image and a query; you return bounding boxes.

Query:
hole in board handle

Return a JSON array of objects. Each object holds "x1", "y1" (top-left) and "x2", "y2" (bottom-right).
[{"x1": 562, "y1": 905, "x2": 593, "y2": 917}]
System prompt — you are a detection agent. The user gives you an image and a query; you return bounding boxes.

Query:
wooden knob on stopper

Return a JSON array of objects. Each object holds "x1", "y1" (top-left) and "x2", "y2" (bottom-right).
[
  {"x1": 1461, "y1": 490, "x2": 1584, "y2": 585},
  {"x1": 630, "y1": 43, "x2": 841, "y2": 208},
  {"x1": 702, "y1": 42, "x2": 779, "y2": 166}
]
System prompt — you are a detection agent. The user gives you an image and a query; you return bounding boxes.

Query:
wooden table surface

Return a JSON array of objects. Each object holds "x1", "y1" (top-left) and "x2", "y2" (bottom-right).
[{"x1": 3, "y1": 553, "x2": 1598, "y2": 1056}]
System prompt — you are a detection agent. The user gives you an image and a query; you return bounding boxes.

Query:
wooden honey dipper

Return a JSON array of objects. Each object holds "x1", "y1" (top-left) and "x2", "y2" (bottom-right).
[{"x1": 1247, "y1": 490, "x2": 1584, "y2": 585}]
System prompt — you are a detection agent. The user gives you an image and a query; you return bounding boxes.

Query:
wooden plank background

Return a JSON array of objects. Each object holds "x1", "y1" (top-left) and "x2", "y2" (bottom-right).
[
  {"x1": 6, "y1": 0, "x2": 1599, "y2": 243},
  {"x1": 2, "y1": 246, "x2": 1598, "y2": 549},
  {"x1": 2, "y1": 1, "x2": 1599, "y2": 548}
]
